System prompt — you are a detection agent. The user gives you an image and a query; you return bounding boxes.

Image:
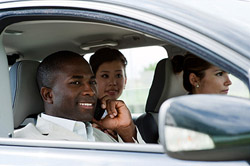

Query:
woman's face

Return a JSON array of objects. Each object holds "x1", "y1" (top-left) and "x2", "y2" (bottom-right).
[
  {"x1": 192, "y1": 66, "x2": 232, "y2": 94},
  {"x1": 95, "y1": 60, "x2": 127, "y2": 99}
]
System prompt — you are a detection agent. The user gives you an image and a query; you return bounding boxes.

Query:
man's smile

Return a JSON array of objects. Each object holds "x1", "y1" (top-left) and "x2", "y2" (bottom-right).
[{"x1": 78, "y1": 102, "x2": 94, "y2": 109}]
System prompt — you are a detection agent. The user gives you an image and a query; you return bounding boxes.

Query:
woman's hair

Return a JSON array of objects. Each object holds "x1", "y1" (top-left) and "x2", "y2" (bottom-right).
[
  {"x1": 171, "y1": 52, "x2": 212, "y2": 92},
  {"x1": 89, "y1": 48, "x2": 127, "y2": 75}
]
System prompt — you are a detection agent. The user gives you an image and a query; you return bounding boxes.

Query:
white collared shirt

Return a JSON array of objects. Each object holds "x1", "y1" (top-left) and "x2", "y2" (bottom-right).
[{"x1": 41, "y1": 113, "x2": 95, "y2": 142}]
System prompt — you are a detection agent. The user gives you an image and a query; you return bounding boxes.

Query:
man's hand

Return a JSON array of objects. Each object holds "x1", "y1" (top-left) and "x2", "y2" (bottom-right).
[{"x1": 92, "y1": 96, "x2": 137, "y2": 142}]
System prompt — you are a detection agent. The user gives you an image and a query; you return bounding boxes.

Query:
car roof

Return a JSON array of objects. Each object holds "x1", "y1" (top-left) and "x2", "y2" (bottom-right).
[{"x1": 101, "y1": 0, "x2": 250, "y2": 58}]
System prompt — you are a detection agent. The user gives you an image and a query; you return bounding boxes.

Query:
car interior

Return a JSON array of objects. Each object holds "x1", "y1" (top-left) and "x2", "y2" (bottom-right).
[
  {"x1": 0, "y1": 18, "x2": 189, "y2": 143},
  {"x1": 135, "y1": 57, "x2": 187, "y2": 143},
  {"x1": 1, "y1": 14, "x2": 248, "y2": 144}
]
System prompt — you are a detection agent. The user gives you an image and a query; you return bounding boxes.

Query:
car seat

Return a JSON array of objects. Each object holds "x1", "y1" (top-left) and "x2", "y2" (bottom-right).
[
  {"x1": 135, "y1": 58, "x2": 187, "y2": 143},
  {"x1": 10, "y1": 60, "x2": 44, "y2": 129}
]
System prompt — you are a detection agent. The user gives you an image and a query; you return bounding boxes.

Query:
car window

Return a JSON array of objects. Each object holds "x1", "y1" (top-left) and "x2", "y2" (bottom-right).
[
  {"x1": 228, "y1": 75, "x2": 249, "y2": 98},
  {"x1": 84, "y1": 46, "x2": 168, "y2": 114},
  {"x1": 120, "y1": 46, "x2": 168, "y2": 114},
  {"x1": 85, "y1": 46, "x2": 250, "y2": 115}
]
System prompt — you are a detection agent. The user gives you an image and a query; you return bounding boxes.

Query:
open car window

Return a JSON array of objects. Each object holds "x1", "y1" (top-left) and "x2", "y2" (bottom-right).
[{"x1": 86, "y1": 46, "x2": 250, "y2": 116}]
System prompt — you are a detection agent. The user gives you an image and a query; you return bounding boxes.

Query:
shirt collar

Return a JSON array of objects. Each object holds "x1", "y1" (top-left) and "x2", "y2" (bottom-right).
[
  {"x1": 41, "y1": 113, "x2": 95, "y2": 141},
  {"x1": 41, "y1": 113, "x2": 76, "y2": 132}
]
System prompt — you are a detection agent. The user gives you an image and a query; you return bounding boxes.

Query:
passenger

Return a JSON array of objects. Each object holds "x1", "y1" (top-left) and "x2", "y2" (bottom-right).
[
  {"x1": 171, "y1": 53, "x2": 232, "y2": 94},
  {"x1": 14, "y1": 50, "x2": 144, "y2": 143},
  {"x1": 90, "y1": 48, "x2": 127, "y2": 101},
  {"x1": 89, "y1": 48, "x2": 127, "y2": 140}
]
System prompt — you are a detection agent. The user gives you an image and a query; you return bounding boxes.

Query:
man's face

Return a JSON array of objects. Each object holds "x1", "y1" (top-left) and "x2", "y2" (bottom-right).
[{"x1": 50, "y1": 57, "x2": 97, "y2": 122}]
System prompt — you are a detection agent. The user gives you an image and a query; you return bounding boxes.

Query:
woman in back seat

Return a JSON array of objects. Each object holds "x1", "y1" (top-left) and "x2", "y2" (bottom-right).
[
  {"x1": 171, "y1": 53, "x2": 232, "y2": 95},
  {"x1": 90, "y1": 48, "x2": 128, "y2": 141}
]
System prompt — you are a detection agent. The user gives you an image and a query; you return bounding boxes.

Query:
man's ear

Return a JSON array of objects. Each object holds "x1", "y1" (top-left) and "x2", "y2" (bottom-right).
[
  {"x1": 189, "y1": 73, "x2": 200, "y2": 87},
  {"x1": 40, "y1": 87, "x2": 53, "y2": 104}
]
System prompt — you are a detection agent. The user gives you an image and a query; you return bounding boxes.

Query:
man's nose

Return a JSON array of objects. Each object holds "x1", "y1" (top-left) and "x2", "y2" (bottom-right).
[{"x1": 81, "y1": 83, "x2": 95, "y2": 96}]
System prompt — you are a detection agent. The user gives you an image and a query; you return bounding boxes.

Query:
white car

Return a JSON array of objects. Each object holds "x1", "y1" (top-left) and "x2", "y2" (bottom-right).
[{"x1": 0, "y1": 0, "x2": 250, "y2": 165}]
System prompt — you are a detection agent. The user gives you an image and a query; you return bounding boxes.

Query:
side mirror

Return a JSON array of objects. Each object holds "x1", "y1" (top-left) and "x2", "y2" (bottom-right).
[{"x1": 158, "y1": 94, "x2": 250, "y2": 161}]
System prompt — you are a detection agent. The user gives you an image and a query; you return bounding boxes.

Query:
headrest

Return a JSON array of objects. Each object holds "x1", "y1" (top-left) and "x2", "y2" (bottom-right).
[
  {"x1": 146, "y1": 58, "x2": 187, "y2": 113},
  {"x1": 10, "y1": 60, "x2": 44, "y2": 128}
]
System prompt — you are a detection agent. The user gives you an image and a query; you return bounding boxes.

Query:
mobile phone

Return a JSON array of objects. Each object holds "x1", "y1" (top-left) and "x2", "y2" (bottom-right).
[{"x1": 94, "y1": 99, "x2": 105, "y2": 120}]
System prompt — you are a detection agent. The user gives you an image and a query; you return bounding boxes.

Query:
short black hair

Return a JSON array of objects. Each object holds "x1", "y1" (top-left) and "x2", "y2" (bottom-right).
[
  {"x1": 89, "y1": 48, "x2": 127, "y2": 75},
  {"x1": 37, "y1": 50, "x2": 82, "y2": 90}
]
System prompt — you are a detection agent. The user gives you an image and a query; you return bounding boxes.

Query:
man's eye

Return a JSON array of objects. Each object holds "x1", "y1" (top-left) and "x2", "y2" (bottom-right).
[
  {"x1": 101, "y1": 74, "x2": 109, "y2": 78},
  {"x1": 70, "y1": 81, "x2": 81, "y2": 85}
]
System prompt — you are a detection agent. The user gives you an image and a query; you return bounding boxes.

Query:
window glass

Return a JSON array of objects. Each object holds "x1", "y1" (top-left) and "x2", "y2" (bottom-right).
[
  {"x1": 85, "y1": 47, "x2": 249, "y2": 115},
  {"x1": 228, "y1": 75, "x2": 249, "y2": 98},
  {"x1": 84, "y1": 46, "x2": 168, "y2": 114},
  {"x1": 120, "y1": 46, "x2": 168, "y2": 114}
]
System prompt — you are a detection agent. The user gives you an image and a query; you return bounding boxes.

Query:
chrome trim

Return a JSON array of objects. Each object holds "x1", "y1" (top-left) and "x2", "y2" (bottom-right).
[{"x1": 0, "y1": 137, "x2": 164, "y2": 153}]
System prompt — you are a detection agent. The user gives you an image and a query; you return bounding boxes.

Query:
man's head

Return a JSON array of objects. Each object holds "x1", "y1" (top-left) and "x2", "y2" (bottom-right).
[{"x1": 37, "y1": 51, "x2": 97, "y2": 122}]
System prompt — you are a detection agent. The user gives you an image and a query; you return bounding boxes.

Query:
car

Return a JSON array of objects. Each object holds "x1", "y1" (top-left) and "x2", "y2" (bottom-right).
[{"x1": 0, "y1": 0, "x2": 250, "y2": 165}]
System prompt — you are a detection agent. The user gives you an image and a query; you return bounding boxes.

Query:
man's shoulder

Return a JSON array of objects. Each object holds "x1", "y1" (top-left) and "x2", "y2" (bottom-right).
[{"x1": 14, "y1": 123, "x2": 44, "y2": 139}]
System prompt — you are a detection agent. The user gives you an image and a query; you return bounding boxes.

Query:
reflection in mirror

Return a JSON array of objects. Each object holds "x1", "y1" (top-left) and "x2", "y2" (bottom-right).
[
  {"x1": 159, "y1": 94, "x2": 250, "y2": 161},
  {"x1": 165, "y1": 126, "x2": 214, "y2": 152}
]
